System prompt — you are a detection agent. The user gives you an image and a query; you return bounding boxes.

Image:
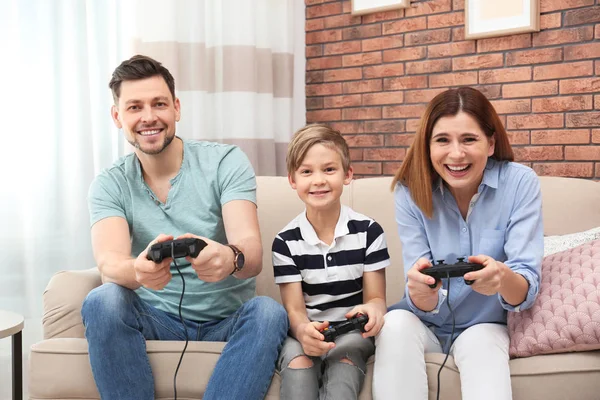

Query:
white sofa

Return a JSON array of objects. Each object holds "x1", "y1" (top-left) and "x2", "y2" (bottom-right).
[{"x1": 29, "y1": 176, "x2": 600, "y2": 399}]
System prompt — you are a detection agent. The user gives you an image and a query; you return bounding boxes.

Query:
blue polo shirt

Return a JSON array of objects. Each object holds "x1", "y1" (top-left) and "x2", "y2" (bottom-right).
[
  {"x1": 88, "y1": 139, "x2": 257, "y2": 322},
  {"x1": 390, "y1": 158, "x2": 543, "y2": 351}
]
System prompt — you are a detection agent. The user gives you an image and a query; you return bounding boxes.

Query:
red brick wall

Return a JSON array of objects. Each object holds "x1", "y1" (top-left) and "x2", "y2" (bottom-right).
[{"x1": 305, "y1": 0, "x2": 600, "y2": 177}]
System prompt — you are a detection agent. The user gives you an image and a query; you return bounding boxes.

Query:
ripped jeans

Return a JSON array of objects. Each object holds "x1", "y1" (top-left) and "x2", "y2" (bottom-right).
[{"x1": 277, "y1": 332, "x2": 374, "y2": 400}]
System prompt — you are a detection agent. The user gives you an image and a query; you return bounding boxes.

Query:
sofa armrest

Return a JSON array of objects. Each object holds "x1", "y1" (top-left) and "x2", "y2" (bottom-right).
[{"x1": 42, "y1": 268, "x2": 102, "y2": 339}]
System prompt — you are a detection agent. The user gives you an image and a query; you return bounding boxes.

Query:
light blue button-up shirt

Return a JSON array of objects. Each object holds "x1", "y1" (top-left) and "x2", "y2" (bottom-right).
[{"x1": 390, "y1": 158, "x2": 543, "y2": 351}]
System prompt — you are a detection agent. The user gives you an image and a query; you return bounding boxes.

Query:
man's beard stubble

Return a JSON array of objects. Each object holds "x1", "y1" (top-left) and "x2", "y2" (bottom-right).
[{"x1": 128, "y1": 132, "x2": 175, "y2": 155}]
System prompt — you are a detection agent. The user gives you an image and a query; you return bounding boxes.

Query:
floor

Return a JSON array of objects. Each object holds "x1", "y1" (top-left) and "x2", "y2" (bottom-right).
[{"x1": 0, "y1": 318, "x2": 42, "y2": 400}]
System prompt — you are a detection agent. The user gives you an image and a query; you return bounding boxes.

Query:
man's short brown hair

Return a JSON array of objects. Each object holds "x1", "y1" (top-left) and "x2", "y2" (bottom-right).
[
  {"x1": 109, "y1": 55, "x2": 176, "y2": 104},
  {"x1": 286, "y1": 124, "x2": 351, "y2": 175}
]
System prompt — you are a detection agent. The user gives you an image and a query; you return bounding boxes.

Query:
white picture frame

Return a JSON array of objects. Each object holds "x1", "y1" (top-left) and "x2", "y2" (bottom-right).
[
  {"x1": 465, "y1": 0, "x2": 540, "y2": 40},
  {"x1": 351, "y1": 0, "x2": 411, "y2": 16}
]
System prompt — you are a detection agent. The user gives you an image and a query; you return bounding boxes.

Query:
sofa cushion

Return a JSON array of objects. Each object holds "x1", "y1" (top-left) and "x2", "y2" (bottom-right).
[
  {"x1": 29, "y1": 338, "x2": 600, "y2": 400},
  {"x1": 508, "y1": 239, "x2": 600, "y2": 358},
  {"x1": 28, "y1": 338, "x2": 282, "y2": 399},
  {"x1": 543, "y1": 226, "x2": 600, "y2": 257}
]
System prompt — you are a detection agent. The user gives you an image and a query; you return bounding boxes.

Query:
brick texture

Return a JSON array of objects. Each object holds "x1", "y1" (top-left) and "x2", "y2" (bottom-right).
[{"x1": 305, "y1": 0, "x2": 600, "y2": 177}]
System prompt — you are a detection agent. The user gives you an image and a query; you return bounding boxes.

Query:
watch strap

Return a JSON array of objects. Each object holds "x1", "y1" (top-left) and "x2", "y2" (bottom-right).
[{"x1": 226, "y1": 244, "x2": 242, "y2": 275}]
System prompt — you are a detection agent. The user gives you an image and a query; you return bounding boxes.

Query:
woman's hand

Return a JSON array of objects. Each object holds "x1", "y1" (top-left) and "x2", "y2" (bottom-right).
[
  {"x1": 296, "y1": 321, "x2": 335, "y2": 357},
  {"x1": 464, "y1": 255, "x2": 508, "y2": 295},
  {"x1": 466, "y1": 255, "x2": 529, "y2": 305},
  {"x1": 407, "y1": 257, "x2": 441, "y2": 312}
]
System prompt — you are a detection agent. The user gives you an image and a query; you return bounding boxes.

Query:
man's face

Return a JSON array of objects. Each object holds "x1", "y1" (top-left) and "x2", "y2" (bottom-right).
[{"x1": 111, "y1": 75, "x2": 180, "y2": 155}]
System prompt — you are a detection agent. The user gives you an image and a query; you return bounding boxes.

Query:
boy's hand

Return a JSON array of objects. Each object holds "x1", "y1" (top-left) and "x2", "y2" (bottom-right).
[
  {"x1": 296, "y1": 321, "x2": 335, "y2": 357},
  {"x1": 345, "y1": 304, "x2": 385, "y2": 338},
  {"x1": 135, "y1": 234, "x2": 174, "y2": 290}
]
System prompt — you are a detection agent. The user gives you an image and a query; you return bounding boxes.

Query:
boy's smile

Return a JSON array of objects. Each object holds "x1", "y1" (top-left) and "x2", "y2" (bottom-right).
[{"x1": 289, "y1": 143, "x2": 353, "y2": 215}]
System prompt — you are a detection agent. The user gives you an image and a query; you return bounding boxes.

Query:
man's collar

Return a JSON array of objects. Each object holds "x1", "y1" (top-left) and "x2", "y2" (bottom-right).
[{"x1": 134, "y1": 136, "x2": 185, "y2": 183}]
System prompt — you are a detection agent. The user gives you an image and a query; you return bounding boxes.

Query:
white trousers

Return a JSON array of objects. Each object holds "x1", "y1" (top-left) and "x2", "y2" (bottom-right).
[{"x1": 373, "y1": 310, "x2": 512, "y2": 400}]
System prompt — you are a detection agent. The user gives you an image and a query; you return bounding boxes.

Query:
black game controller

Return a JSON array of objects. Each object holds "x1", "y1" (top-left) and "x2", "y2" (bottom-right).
[
  {"x1": 320, "y1": 313, "x2": 369, "y2": 342},
  {"x1": 421, "y1": 258, "x2": 484, "y2": 288},
  {"x1": 146, "y1": 238, "x2": 207, "y2": 263}
]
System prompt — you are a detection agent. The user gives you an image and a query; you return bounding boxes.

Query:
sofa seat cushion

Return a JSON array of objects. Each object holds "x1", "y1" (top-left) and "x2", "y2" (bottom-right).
[
  {"x1": 422, "y1": 351, "x2": 600, "y2": 400},
  {"x1": 28, "y1": 339, "x2": 600, "y2": 400},
  {"x1": 509, "y1": 350, "x2": 600, "y2": 399},
  {"x1": 508, "y1": 239, "x2": 600, "y2": 359},
  {"x1": 28, "y1": 338, "x2": 281, "y2": 399}
]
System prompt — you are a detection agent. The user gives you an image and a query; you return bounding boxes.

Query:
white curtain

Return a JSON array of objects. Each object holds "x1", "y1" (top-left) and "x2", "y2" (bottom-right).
[
  {"x1": 0, "y1": 0, "x2": 132, "y2": 318},
  {"x1": 0, "y1": 0, "x2": 132, "y2": 392},
  {"x1": 0, "y1": 0, "x2": 304, "y2": 395},
  {"x1": 130, "y1": 0, "x2": 306, "y2": 175}
]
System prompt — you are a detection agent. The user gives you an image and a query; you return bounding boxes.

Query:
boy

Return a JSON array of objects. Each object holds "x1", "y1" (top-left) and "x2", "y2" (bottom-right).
[{"x1": 272, "y1": 124, "x2": 390, "y2": 399}]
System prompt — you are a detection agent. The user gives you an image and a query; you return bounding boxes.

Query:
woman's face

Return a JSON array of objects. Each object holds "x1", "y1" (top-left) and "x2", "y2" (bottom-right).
[{"x1": 429, "y1": 111, "x2": 495, "y2": 200}]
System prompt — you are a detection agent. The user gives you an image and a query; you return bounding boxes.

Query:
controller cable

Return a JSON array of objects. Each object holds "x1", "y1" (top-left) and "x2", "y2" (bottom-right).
[
  {"x1": 436, "y1": 272, "x2": 456, "y2": 400},
  {"x1": 171, "y1": 243, "x2": 188, "y2": 400}
]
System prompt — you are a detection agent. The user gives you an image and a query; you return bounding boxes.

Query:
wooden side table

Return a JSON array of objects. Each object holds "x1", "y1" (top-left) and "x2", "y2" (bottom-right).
[{"x1": 0, "y1": 310, "x2": 24, "y2": 400}]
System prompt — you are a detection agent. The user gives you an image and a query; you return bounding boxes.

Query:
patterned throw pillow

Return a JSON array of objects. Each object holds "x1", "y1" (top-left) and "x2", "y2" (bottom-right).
[{"x1": 508, "y1": 239, "x2": 600, "y2": 359}]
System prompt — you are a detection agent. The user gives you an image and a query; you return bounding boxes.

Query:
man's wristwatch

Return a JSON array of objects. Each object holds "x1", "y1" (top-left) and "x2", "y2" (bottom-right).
[{"x1": 226, "y1": 244, "x2": 245, "y2": 275}]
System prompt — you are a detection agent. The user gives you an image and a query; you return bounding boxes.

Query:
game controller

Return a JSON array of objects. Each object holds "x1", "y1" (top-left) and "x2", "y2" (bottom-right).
[
  {"x1": 320, "y1": 313, "x2": 369, "y2": 342},
  {"x1": 421, "y1": 258, "x2": 484, "y2": 288},
  {"x1": 146, "y1": 238, "x2": 207, "y2": 263}
]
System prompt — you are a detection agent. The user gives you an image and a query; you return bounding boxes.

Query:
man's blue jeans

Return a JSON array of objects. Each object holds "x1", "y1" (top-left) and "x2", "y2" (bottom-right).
[{"x1": 81, "y1": 283, "x2": 289, "y2": 400}]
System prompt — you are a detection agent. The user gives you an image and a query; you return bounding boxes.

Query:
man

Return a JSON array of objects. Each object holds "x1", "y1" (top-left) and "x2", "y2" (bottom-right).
[{"x1": 82, "y1": 54, "x2": 288, "y2": 399}]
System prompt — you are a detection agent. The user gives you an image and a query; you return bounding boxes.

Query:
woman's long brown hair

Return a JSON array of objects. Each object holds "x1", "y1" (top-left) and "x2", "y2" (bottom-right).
[{"x1": 391, "y1": 87, "x2": 514, "y2": 218}]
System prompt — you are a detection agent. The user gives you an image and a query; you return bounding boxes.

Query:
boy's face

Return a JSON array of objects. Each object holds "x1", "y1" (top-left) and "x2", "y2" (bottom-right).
[{"x1": 289, "y1": 143, "x2": 353, "y2": 214}]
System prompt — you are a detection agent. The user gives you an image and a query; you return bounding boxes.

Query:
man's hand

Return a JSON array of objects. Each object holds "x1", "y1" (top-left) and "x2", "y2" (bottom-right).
[
  {"x1": 465, "y1": 255, "x2": 508, "y2": 296},
  {"x1": 406, "y1": 257, "x2": 441, "y2": 312},
  {"x1": 134, "y1": 234, "x2": 174, "y2": 290},
  {"x1": 296, "y1": 321, "x2": 335, "y2": 357},
  {"x1": 345, "y1": 304, "x2": 384, "y2": 338},
  {"x1": 178, "y1": 233, "x2": 234, "y2": 282}
]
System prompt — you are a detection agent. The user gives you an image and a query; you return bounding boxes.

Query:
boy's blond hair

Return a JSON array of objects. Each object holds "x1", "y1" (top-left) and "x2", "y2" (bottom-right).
[{"x1": 286, "y1": 124, "x2": 351, "y2": 175}]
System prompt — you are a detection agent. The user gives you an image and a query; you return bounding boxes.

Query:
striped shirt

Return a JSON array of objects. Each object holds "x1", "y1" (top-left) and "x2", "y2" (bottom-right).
[{"x1": 272, "y1": 205, "x2": 390, "y2": 322}]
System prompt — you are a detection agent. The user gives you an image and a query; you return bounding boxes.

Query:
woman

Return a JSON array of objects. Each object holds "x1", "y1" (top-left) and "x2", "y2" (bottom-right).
[{"x1": 373, "y1": 87, "x2": 543, "y2": 400}]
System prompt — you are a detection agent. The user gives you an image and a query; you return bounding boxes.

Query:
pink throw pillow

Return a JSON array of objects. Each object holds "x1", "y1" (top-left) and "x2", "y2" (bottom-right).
[{"x1": 508, "y1": 239, "x2": 600, "y2": 358}]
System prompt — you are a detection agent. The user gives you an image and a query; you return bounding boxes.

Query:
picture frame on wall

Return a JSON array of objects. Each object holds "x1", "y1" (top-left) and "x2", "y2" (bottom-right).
[
  {"x1": 351, "y1": 0, "x2": 411, "y2": 16},
  {"x1": 465, "y1": 0, "x2": 540, "y2": 40}
]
